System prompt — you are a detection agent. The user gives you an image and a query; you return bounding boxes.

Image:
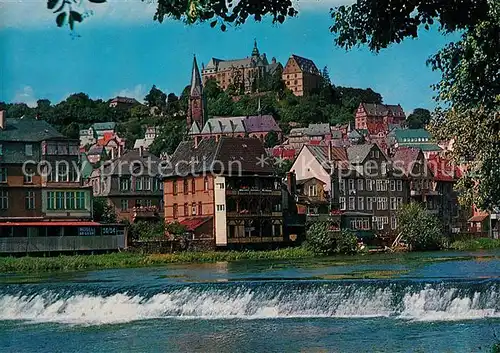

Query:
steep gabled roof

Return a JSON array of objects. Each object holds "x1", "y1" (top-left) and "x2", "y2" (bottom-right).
[
  {"x1": 188, "y1": 121, "x2": 201, "y2": 135},
  {"x1": 244, "y1": 115, "x2": 281, "y2": 133},
  {"x1": 361, "y1": 103, "x2": 405, "y2": 118},
  {"x1": 392, "y1": 147, "x2": 422, "y2": 176},
  {"x1": 190, "y1": 55, "x2": 203, "y2": 97},
  {"x1": 164, "y1": 137, "x2": 275, "y2": 178},
  {"x1": 347, "y1": 145, "x2": 374, "y2": 164},
  {"x1": 0, "y1": 118, "x2": 64, "y2": 142},
  {"x1": 290, "y1": 55, "x2": 320, "y2": 75}
]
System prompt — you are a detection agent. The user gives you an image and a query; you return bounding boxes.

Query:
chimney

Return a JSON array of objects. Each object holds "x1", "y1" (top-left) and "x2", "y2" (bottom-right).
[
  {"x1": 0, "y1": 110, "x2": 5, "y2": 130},
  {"x1": 139, "y1": 145, "x2": 144, "y2": 157}
]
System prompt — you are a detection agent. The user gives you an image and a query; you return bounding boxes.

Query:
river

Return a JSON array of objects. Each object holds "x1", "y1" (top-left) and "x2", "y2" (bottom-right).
[{"x1": 0, "y1": 251, "x2": 499, "y2": 352}]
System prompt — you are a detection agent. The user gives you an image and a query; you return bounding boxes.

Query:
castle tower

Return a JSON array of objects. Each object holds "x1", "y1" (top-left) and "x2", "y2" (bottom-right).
[
  {"x1": 251, "y1": 39, "x2": 260, "y2": 58},
  {"x1": 187, "y1": 55, "x2": 205, "y2": 129}
]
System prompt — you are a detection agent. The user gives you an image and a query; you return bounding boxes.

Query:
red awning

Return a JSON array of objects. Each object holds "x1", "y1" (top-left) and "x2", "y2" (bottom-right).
[
  {"x1": 0, "y1": 221, "x2": 101, "y2": 227},
  {"x1": 468, "y1": 215, "x2": 488, "y2": 223},
  {"x1": 179, "y1": 217, "x2": 212, "y2": 231}
]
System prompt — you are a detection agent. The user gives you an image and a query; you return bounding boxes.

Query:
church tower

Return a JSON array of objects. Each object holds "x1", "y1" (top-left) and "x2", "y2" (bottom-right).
[{"x1": 187, "y1": 55, "x2": 205, "y2": 130}]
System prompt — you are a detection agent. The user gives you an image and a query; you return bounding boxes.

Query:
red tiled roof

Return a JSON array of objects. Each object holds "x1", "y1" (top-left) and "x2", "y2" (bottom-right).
[
  {"x1": 427, "y1": 156, "x2": 461, "y2": 181},
  {"x1": 179, "y1": 217, "x2": 212, "y2": 231},
  {"x1": 0, "y1": 221, "x2": 101, "y2": 227},
  {"x1": 468, "y1": 215, "x2": 488, "y2": 222}
]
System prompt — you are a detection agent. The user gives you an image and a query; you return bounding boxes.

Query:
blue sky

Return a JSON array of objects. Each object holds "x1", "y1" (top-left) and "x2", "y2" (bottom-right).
[{"x1": 0, "y1": 0, "x2": 457, "y2": 114}]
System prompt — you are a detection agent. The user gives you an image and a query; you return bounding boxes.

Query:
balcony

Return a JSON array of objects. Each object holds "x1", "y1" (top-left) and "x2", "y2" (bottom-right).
[
  {"x1": 227, "y1": 236, "x2": 284, "y2": 244},
  {"x1": 133, "y1": 206, "x2": 160, "y2": 220},
  {"x1": 410, "y1": 189, "x2": 440, "y2": 197},
  {"x1": 226, "y1": 187, "x2": 281, "y2": 196},
  {"x1": 227, "y1": 211, "x2": 282, "y2": 218}
]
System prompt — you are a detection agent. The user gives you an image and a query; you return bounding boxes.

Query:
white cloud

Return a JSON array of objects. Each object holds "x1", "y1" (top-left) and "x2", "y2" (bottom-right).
[
  {"x1": 114, "y1": 84, "x2": 148, "y2": 102},
  {"x1": 12, "y1": 85, "x2": 37, "y2": 107},
  {"x1": 0, "y1": 0, "x2": 157, "y2": 29}
]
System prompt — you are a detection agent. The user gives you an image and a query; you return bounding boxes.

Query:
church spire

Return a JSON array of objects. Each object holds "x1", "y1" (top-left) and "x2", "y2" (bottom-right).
[
  {"x1": 187, "y1": 55, "x2": 205, "y2": 130},
  {"x1": 252, "y1": 38, "x2": 260, "y2": 57},
  {"x1": 190, "y1": 54, "x2": 203, "y2": 97}
]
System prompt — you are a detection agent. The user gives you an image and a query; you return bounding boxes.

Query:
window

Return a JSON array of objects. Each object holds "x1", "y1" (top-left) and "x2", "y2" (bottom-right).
[
  {"x1": 66, "y1": 192, "x2": 75, "y2": 210},
  {"x1": 121, "y1": 199, "x2": 129, "y2": 211},
  {"x1": 391, "y1": 216, "x2": 397, "y2": 230},
  {"x1": 198, "y1": 202, "x2": 203, "y2": 215},
  {"x1": 56, "y1": 192, "x2": 64, "y2": 209},
  {"x1": 69, "y1": 166, "x2": 78, "y2": 182},
  {"x1": 216, "y1": 204, "x2": 225, "y2": 212},
  {"x1": 397, "y1": 197, "x2": 403, "y2": 208},
  {"x1": 23, "y1": 191, "x2": 35, "y2": 209},
  {"x1": 57, "y1": 143, "x2": 68, "y2": 155},
  {"x1": 24, "y1": 168, "x2": 33, "y2": 183},
  {"x1": 339, "y1": 179, "x2": 346, "y2": 194},
  {"x1": 145, "y1": 199, "x2": 152, "y2": 207},
  {"x1": 120, "y1": 178, "x2": 130, "y2": 191},
  {"x1": 390, "y1": 180, "x2": 396, "y2": 191},
  {"x1": 375, "y1": 150, "x2": 380, "y2": 159},
  {"x1": 184, "y1": 180, "x2": 189, "y2": 194},
  {"x1": 348, "y1": 179, "x2": 355, "y2": 191},
  {"x1": 381, "y1": 180, "x2": 388, "y2": 191},
  {"x1": 357, "y1": 179, "x2": 364, "y2": 191},
  {"x1": 173, "y1": 180, "x2": 178, "y2": 195},
  {"x1": 144, "y1": 177, "x2": 152, "y2": 191},
  {"x1": 204, "y1": 177, "x2": 209, "y2": 191},
  {"x1": 76, "y1": 192, "x2": 85, "y2": 209},
  {"x1": 340, "y1": 197, "x2": 346, "y2": 210},
  {"x1": 376, "y1": 180, "x2": 382, "y2": 191},
  {"x1": 135, "y1": 177, "x2": 143, "y2": 191},
  {"x1": 47, "y1": 192, "x2": 55, "y2": 210},
  {"x1": 308, "y1": 184, "x2": 318, "y2": 197},
  {"x1": 216, "y1": 182, "x2": 225, "y2": 190},
  {"x1": 348, "y1": 197, "x2": 355, "y2": 210},
  {"x1": 357, "y1": 197, "x2": 364, "y2": 211},
  {"x1": 377, "y1": 197, "x2": 387, "y2": 211},
  {"x1": 173, "y1": 204, "x2": 178, "y2": 219},
  {"x1": 362, "y1": 219, "x2": 370, "y2": 230},
  {"x1": 366, "y1": 179, "x2": 373, "y2": 191},
  {"x1": 69, "y1": 144, "x2": 79, "y2": 155},
  {"x1": 0, "y1": 168, "x2": 7, "y2": 183},
  {"x1": 184, "y1": 203, "x2": 188, "y2": 216},
  {"x1": 366, "y1": 197, "x2": 373, "y2": 211},
  {"x1": 192, "y1": 202, "x2": 197, "y2": 215},
  {"x1": 390, "y1": 197, "x2": 397, "y2": 210},
  {"x1": 58, "y1": 164, "x2": 68, "y2": 182},
  {"x1": 0, "y1": 190, "x2": 8, "y2": 209},
  {"x1": 192, "y1": 179, "x2": 196, "y2": 193},
  {"x1": 396, "y1": 180, "x2": 403, "y2": 191},
  {"x1": 25, "y1": 144, "x2": 33, "y2": 156}
]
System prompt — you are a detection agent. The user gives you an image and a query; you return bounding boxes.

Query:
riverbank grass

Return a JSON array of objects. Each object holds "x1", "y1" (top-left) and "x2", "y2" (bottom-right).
[
  {"x1": 0, "y1": 247, "x2": 314, "y2": 273},
  {"x1": 449, "y1": 237, "x2": 500, "y2": 251}
]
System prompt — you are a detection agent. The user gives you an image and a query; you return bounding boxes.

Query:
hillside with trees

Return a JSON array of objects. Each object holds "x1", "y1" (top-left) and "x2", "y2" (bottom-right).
[{"x1": 2, "y1": 76, "x2": 388, "y2": 156}]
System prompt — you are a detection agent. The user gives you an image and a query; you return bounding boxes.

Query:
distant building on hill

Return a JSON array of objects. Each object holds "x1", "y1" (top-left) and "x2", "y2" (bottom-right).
[
  {"x1": 133, "y1": 126, "x2": 158, "y2": 152},
  {"x1": 201, "y1": 40, "x2": 281, "y2": 93},
  {"x1": 282, "y1": 54, "x2": 322, "y2": 96},
  {"x1": 109, "y1": 96, "x2": 140, "y2": 109},
  {"x1": 355, "y1": 103, "x2": 406, "y2": 134},
  {"x1": 188, "y1": 115, "x2": 282, "y2": 143}
]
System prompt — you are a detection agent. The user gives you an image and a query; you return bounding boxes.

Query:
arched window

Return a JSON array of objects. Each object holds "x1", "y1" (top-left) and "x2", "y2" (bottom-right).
[{"x1": 204, "y1": 176, "x2": 209, "y2": 191}]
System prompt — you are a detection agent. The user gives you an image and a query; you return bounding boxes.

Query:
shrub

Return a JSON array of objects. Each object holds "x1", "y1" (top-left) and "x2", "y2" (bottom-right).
[
  {"x1": 129, "y1": 221, "x2": 165, "y2": 241},
  {"x1": 396, "y1": 202, "x2": 444, "y2": 251},
  {"x1": 305, "y1": 222, "x2": 358, "y2": 255}
]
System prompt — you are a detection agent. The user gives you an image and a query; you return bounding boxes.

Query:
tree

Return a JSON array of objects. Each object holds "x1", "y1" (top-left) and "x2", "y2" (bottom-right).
[
  {"x1": 148, "y1": 120, "x2": 187, "y2": 157},
  {"x1": 407, "y1": 108, "x2": 431, "y2": 129},
  {"x1": 321, "y1": 66, "x2": 331, "y2": 86},
  {"x1": 305, "y1": 222, "x2": 358, "y2": 255},
  {"x1": 203, "y1": 78, "x2": 223, "y2": 100},
  {"x1": 396, "y1": 202, "x2": 444, "y2": 251},
  {"x1": 330, "y1": 0, "x2": 499, "y2": 210},
  {"x1": 92, "y1": 197, "x2": 117, "y2": 224},
  {"x1": 264, "y1": 131, "x2": 279, "y2": 148},
  {"x1": 145, "y1": 85, "x2": 167, "y2": 112},
  {"x1": 62, "y1": 121, "x2": 80, "y2": 139}
]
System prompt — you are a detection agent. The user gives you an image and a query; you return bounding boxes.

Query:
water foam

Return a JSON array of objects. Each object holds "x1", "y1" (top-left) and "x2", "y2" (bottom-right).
[{"x1": 0, "y1": 283, "x2": 498, "y2": 325}]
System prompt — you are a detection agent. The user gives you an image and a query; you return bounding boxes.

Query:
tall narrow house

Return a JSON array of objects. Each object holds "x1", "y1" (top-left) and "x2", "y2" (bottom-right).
[{"x1": 187, "y1": 55, "x2": 205, "y2": 131}]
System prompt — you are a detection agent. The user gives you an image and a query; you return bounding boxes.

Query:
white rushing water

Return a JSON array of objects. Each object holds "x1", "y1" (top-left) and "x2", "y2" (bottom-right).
[{"x1": 0, "y1": 284, "x2": 498, "y2": 325}]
